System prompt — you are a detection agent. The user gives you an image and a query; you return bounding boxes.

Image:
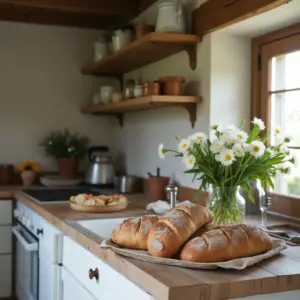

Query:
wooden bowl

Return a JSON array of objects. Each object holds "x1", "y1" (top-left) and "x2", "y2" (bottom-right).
[{"x1": 69, "y1": 201, "x2": 129, "y2": 213}]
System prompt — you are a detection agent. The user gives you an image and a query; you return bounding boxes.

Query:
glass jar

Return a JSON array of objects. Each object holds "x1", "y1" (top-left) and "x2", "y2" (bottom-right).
[
  {"x1": 124, "y1": 79, "x2": 135, "y2": 99},
  {"x1": 207, "y1": 186, "x2": 246, "y2": 225},
  {"x1": 134, "y1": 85, "x2": 143, "y2": 98}
]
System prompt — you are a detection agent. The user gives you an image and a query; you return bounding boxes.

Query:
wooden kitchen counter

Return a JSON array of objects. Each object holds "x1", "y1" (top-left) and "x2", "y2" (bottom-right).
[{"x1": 4, "y1": 187, "x2": 300, "y2": 300}]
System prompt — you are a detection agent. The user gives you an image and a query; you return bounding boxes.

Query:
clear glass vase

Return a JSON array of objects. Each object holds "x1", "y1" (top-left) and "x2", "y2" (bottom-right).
[{"x1": 207, "y1": 186, "x2": 246, "y2": 225}]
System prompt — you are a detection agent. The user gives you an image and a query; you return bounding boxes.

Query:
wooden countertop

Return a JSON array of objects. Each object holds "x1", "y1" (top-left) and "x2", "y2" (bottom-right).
[{"x1": 4, "y1": 187, "x2": 300, "y2": 300}]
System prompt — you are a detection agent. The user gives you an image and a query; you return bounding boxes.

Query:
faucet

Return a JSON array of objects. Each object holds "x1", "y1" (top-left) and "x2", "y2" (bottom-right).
[{"x1": 165, "y1": 179, "x2": 178, "y2": 209}]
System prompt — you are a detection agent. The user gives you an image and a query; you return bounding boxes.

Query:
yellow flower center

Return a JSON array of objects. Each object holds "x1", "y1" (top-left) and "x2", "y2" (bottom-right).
[
  {"x1": 183, "y1": 143, "x2": 188, "y2": 149},
  {"x1": 253, "y1": 146, "x2": 260, "y2": 152},
  {"x1": 238, "y1": 134, "x2": 242, "y2": 139},
  {"x1": 197, "y1": 136, "x2": 202, "y2": 140},
  {"x1": 225, "y1": 154, "x2": 232, "y2": 161},
  {"x1": 276, "y1": 129, "x2": 281, "y2": 135},
  {"x1": 188, "y1": 158, "x2": 194, "y2": 165}
]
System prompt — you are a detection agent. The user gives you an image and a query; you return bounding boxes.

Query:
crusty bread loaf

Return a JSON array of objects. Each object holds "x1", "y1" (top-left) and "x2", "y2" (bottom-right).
[
  {"x1": 111, "y1": 215, "x2": 159, "y2": 250},
  {"x1": 147, "y1": 202, "x2": 214, "y2": 258},
  {"x1": 180, "y1": 224, "x2": 273, "y2": 263}
]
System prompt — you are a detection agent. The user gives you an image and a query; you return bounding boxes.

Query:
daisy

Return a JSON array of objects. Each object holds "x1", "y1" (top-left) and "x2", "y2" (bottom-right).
[
  {"x1": 274, "y1": 125, "x2": 282, "y2": 136},
  {"x1": 178, "y1": 138, "x2": 191, "y2": 153},
  {"x1": 158, "y1": 143, "x2": 166, "y2": 159},
  {"x1": 190, "y1": 132, "x2": 207, "y2": 144},
  {"x1": 235, "y1": 130, "x2": 248, "y2": 143},
  {"x1": 232, "y1": 144, "x2": 245, "y2": 157},
  {"x1": 252, "y1": 117, "x2": 266, "y2": 130},
  {"x1": 219, "y1": 148, "x2": 235, "y2": 166},
  {"x1": 225, "y1": 125, "x2": 238, "y2": 132},
  {"x1": 210, "y1": 139, "x2": 224, "y2": 154},
  {"x1": 249, "y1": 141, "x2": 265, "y2": 157},
  {"x1": 183, "y1": 155, "x2": 195, "y2": 169}
]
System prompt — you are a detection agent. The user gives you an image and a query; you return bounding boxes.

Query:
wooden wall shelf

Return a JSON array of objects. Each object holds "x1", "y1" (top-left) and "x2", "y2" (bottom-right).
[
  {"x1": 81, "y1": 33, "x2": 200, "y2": 76},
  {"x1": 81, "y1": 95, "x2": 202, "y2": 128}
]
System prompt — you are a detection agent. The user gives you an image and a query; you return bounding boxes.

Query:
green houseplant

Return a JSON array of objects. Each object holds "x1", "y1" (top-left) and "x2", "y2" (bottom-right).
[
  {"x1": 40, "y1": 129, "x2": 89, "y2": 178},
  {"x1": 158, "y1": 118, "x2": 295, "y2": 224}
]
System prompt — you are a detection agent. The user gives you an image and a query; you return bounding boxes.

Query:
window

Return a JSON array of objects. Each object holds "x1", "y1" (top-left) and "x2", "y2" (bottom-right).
[{"x1": 252, "y1": 23, "x2": 300, "y2": 201}]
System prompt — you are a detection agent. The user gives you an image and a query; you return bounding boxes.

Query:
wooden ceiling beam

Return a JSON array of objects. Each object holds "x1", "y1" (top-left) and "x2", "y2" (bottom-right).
[
  {"x1": 193, "y1": 0, "x2": 291, "y2": 37},
  {"x1": 3, "y1": 0, "x2": 138, "y2": 16}
]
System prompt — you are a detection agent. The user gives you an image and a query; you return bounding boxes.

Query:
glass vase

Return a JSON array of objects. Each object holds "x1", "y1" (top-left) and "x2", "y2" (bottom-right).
[{"x1": 207, "y1": 186, "x2": 246, "y2": 225}]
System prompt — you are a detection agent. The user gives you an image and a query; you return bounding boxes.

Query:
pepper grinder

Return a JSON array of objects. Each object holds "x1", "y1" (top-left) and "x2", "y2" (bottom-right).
[{"x1": 165, "y1": 180, "x2": 178, "y2": 208}]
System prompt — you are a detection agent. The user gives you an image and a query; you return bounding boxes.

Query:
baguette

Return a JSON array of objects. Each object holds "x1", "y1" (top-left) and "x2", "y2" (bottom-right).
[
  {"x1": 111, "y1": 215, "x2": 159, "y2": 250},
  {"x1": 147, "y1": 202, "x2": 214, "y2": 258},
  {"x1": 180, "y1": 224, "x2": 272, "y2": 263}
]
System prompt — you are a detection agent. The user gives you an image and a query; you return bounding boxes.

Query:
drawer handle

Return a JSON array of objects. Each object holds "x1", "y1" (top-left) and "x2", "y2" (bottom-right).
[
  {"x1": 89, "y1": 268, "x2": 99, "y2": 281},
  {"x1": 36, "y1": 228, "x2": 43, "y2": 236}
]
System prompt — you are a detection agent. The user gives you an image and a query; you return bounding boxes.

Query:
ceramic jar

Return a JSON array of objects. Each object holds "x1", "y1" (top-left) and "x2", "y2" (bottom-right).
[
  {"x1": 100, "y1": 86, "x2": 115, "y2": 104},
  {"x1": 21, "y1": 170, "x2": 36, "y2": 186},
  {"x1": 134, "y1": 85, "x2": 143, "y2": 98},
  {"x1": 94, "y1": 39, "x2": 108, "y2": 61},
  {"x1": 112, "y1": 29, "x2": 134, "y2": 52},
  {"x1": 156, "y1": 0, "x2": 186, "y2": 33},
  {"x1": 143, "y1": 82, "x2": 161, "y2": 96},
  {"x1": 160, "y1": 76, "x2": 185, "y2": 95}
]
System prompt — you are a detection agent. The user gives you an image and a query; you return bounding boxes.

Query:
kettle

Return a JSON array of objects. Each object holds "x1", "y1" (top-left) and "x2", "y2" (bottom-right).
[{"x1": 85, "y1": 146, "x2": 115, "y2": 185}]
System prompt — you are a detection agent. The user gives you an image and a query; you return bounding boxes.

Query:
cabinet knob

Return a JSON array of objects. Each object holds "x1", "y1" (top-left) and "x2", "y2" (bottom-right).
[
  {"x1": 36, "y1": 228, "x2": 43, "y2": 236},
  {"x1": 89, "y1": 268, "x2": 99, "y2": 281}
]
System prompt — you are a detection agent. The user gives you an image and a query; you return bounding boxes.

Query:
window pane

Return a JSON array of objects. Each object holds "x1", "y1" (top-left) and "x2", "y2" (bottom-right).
[
  {"x1": 271, "y1": 50, "x2": 300, "y2": 92},
  {"x1": 270, "y1": 90, "x2": 300, "y2": 147},
  {"x1": 280, "y1": 149, "x2": 300, "y2": 197}
]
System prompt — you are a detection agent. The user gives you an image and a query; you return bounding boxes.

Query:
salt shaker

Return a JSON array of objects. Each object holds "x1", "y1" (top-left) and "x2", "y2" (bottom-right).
[{"x1": 165, "y1": 180, "x2": 178, "y2": 208}]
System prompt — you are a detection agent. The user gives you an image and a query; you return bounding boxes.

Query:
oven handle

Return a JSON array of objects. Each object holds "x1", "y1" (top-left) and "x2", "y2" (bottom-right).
[{"x1": 12, "y1": 226, "x2": 38, "y2": 252}]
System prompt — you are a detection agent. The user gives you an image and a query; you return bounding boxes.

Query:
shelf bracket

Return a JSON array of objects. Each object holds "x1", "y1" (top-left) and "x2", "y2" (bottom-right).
[
  {"x1": 181, "y1": 104, "x2": 197, "y2": 128},
  {"x1": 185, "y1": 45, "x2": 197, "y2": 70},
  {"x1": 116, "y1": 114, "x2": 124, "y2": 127}
]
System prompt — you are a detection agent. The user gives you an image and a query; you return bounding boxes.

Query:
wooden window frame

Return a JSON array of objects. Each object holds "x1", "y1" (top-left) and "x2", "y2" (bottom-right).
[{"x1": 251, "y1": 22, "x2": 300, "y2": 219}]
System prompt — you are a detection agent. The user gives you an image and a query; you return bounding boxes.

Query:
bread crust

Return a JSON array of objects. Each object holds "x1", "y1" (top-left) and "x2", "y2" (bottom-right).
[
  {"x1": 111, "y1": 215, "x2": 159, "y2": 250},
  {"x1": 180, "y1": 224, "x2": 273, "y2": 263},
  {"x1": 147, "y1": 203, "x2": 214, "y2": 258}
]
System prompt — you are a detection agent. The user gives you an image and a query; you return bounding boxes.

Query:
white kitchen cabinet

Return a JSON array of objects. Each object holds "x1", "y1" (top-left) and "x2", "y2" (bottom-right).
[
  {"x1": 63, "y1": 236, "x2": 154, "y2": 300},
  {"x1": 0, "y1": 200, "x2": 12, "y2": 225},
  {"x1": 0, "y1": 225, "x2": 12, "y2": 253},
  {"x1": 61, "y1": 267, "x2": 96, "y2": 300},
  {"x1": 233, "y1": 290, "x2": 300, "y2": 300},
  {"x1": 0, "y1": 254, "x2": 12, "y2": 298}
]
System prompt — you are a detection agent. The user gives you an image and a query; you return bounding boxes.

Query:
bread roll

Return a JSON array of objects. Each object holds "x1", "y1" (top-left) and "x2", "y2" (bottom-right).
[
  {"x1": 111, "y1": 215, "x2": 159, "y2": 250},
  {"x1": 180, "y1": 224, "x2": 273, "y2": 263},
  {"x1": 147, "y1": 202, "x2": 214, "y2": 258}
]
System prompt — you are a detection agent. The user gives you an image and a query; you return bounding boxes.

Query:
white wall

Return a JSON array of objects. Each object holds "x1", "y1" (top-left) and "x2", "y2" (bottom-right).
[
  {"x1": 210, "y1": 32, "x2": 251, "y2": 130},
  {"x1": 0, "y1": 22, "x2": 118, "y2": 171}
]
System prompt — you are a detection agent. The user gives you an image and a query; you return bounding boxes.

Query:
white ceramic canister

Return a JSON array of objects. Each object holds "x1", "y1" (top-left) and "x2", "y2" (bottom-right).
[
  {"x1": 112, "y1": 29, "x2": 134, "y2": 52},
  {"x1": 100, "y1": 86, "x2": 115, "y2": 104},
  {"x1": 156, "y1": 0, "x2": 186, "y2": 33},
  {"x1": 94, "y1": 39, "x2": 108, "y2": 61}
]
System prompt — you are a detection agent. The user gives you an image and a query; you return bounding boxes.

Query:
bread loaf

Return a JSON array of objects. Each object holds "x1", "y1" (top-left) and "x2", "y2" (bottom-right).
[
  {"x1": 111, "y1": 215, "x2": 159, "y2": 250},
  {"x1": 180, "y1": 224, "x2": 272, "y2": 263},
  {"x1": 147, "y1": 202, "x2": 214, "y2": 258}
]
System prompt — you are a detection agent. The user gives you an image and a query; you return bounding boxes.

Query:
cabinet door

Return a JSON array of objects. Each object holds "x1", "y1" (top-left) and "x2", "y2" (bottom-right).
[
  {"x1": 0, "y1": 225, "x2": 12, "y2": 253},
  {"x1": 61, "y1": 267, "x2": 96, "y2": 300},
  {"x1": 0, "y1": 254, "x2": 12, "y2": 298},
  {"x1": 0, "y1": 200, "x2": 12, "y2": 225}
]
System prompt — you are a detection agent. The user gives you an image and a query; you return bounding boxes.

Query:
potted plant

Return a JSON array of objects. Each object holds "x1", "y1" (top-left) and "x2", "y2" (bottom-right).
[
  {"x1": 40, "y1": 129, "x2": 89, "y2": 178},
  {"x1": 158, "y1": 117, "x2": 295, "y2": 225},
  {"x1": 19, "y1": 160, "x2": 39, "y2": 186}
]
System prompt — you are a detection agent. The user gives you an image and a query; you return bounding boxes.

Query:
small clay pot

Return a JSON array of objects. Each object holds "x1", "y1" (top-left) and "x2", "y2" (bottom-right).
[
  {"x1": 135, "y1": 24, "x2": 155, "y2": 40},
  {"x1": 147, "y1": 177, "x2": 170, "y2": 201},
  {"x1": 160, "y1": 76, "x2": 185, "y2": 95},
  {"x1": 143, "y1": 81, "x2": 161, "y2": 96},
  {"x1": 21, "y1": 170, "x2": 36, "y2": 186},
  {"x1": 57, "y1": 158, "x2": 78, "y2": 178}
]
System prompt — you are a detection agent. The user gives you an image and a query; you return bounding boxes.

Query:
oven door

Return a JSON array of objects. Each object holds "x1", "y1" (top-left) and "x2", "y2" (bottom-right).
[{"x1": 12, "y1": 224, "x2": 39, "y2": 300}]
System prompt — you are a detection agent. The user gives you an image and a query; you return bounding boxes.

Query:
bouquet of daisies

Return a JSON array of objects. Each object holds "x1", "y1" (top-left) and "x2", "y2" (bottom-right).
[{"x1": 158, "y1": 117, "x2": 295, "y2": 201}]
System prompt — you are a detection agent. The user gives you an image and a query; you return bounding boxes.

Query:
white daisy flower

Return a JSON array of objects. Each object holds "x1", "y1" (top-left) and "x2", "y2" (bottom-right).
[
  {"x1": 158, "y1": 143, "x2": 166, "y2": 159},
  {"x1": 235, "y1": 130, "x2": 248, "y2": 143},
  {"x1": 249, "y1": 141, "x2": 266, "y2": 157},
  {"x1": 274, "y1": 125, "x2": 282, "y2": 136},
  {"x1": 178, "y1": 138, "x2": 191, "y2": 153},
  {"x1": 183, "y1": 155, "x2": 195, "y2": 169},
  {"x1": 225, "y1": 125, "x2": 238, "y2": 132},
  {"x1": 190, "y1": 132, "x2": 207, "y2": 144},
  {"x1": 232, "y1": 144, "x2": 245, "y2": 157},
  {"x1": 210, "y1": 139, "x2": 224, "y2": 154},
  {"x1": 252, "y1": 117, "x2": 266, "y2": 130},
  {"x1": 219, "y1": 148, "x2": 235, "y2": 166}
]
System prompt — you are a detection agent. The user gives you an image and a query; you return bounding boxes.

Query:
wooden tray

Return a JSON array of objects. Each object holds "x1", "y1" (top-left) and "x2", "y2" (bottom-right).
[{"x1": 69, "y1": 201, "x2": 128, "y2": 213}]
